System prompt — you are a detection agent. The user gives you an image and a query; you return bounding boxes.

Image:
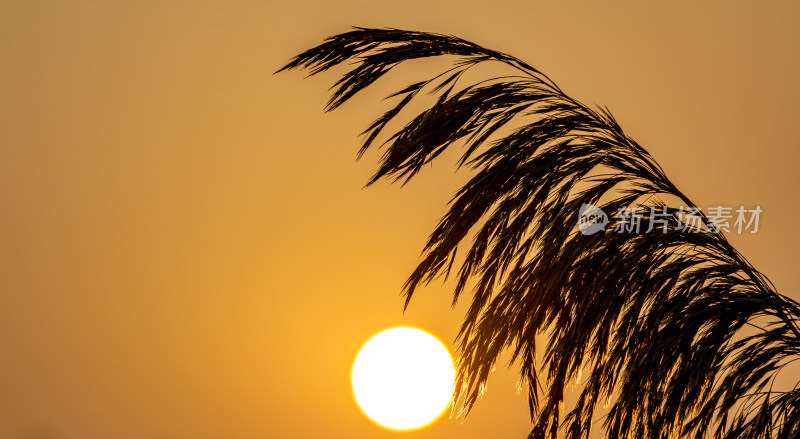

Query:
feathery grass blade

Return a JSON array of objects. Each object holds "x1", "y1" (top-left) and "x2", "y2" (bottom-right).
[{"x1": 279, "y1": 27, "x2": 800, "y2": 439}]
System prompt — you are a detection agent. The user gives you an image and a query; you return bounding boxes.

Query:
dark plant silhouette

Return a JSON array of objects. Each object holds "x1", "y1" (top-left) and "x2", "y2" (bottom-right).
[{"x1": 278, "y1": 28, "x2": 800, "y2": 439}]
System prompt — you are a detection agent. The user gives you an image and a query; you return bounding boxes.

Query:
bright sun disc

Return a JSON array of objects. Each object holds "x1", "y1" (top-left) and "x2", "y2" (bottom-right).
[{"x1": 352, "y1": 327, "x2": 455, "y2": 430}]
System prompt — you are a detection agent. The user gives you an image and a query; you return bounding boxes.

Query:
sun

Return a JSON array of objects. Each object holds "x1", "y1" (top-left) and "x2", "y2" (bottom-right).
[{"x1": 351, "y1": 327, "x2": 456, "y2": 430}]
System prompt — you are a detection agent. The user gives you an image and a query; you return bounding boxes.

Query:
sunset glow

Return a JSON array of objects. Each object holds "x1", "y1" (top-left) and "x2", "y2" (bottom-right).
[{"x1": 351, "y1": 327, "x2": 455, "y2": 430}]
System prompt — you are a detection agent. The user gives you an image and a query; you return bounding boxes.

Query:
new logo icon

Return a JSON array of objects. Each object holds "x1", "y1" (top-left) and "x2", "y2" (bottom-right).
[{"x1": 578, "y1": 203, "x2": 608, "y2": 235}]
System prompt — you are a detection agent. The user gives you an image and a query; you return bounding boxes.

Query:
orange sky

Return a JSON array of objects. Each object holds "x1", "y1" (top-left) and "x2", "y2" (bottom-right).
[{"x1": 1, "y1": 2, "x2": 799, "y2": 438}]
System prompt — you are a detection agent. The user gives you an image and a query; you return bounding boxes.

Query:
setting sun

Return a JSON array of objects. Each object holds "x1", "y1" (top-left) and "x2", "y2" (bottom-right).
[{"x1": 351, "y1": 327, "x2": 456, "y2": 430}]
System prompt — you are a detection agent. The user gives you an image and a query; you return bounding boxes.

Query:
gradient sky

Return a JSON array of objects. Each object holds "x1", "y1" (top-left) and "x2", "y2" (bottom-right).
[{"x1": 1, "y1": 2, "x2": 799, "y2": 438}]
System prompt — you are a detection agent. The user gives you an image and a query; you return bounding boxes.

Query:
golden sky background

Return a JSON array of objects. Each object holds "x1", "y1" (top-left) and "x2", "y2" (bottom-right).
[{"x1": 1, "y1": 1, "x2": 799, "y2": 438}]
